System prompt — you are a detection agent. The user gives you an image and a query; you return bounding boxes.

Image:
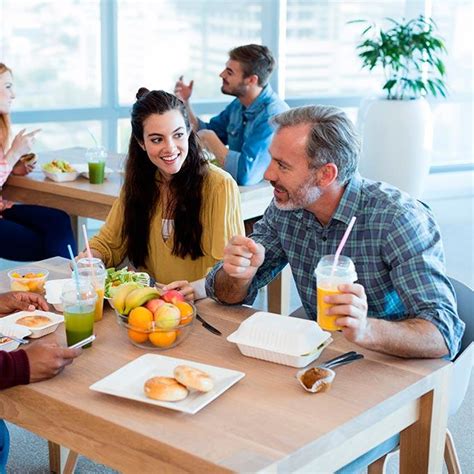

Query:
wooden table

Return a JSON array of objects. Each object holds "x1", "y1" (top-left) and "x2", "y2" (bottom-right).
[
  {"x1": 2, "y1": 146, "x2": 274, "y2": 223},
  {"x1": 0, "y1": 258, "x2": 452, "y2": 473}
]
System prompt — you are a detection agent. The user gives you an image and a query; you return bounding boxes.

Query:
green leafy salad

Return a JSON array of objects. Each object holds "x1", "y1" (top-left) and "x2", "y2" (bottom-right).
[{"x1": 104, "y1": 267, "x2": 150, "y2": 298}]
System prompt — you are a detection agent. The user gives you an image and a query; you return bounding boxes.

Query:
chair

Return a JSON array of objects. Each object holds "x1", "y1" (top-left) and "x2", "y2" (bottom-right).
[{"x1": 367, "y1": 276, "x2": 474, "y2": 474}]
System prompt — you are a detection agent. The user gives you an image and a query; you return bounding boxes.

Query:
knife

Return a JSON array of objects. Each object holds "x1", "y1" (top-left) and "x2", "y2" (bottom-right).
[{"x1": 196, "y1": 313, "x2": 222, "y2": 336}]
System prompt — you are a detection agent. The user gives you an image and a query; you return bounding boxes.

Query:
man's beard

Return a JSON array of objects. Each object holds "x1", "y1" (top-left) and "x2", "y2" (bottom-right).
[
  {"x1": 272, "y1": 178, "x2": 322, "y2": 211},
  {"x1": 221, "y1": 81, "x2": 247, "y2": 98}
]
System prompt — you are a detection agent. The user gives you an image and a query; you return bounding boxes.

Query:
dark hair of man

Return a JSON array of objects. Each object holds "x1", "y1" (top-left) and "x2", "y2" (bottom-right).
[
  {"x1": 123, "y1": 88, "x2": 209, "y2": 267},
  {"x1": 228, "y1": 44, "x2": 275, "y2": 87}
]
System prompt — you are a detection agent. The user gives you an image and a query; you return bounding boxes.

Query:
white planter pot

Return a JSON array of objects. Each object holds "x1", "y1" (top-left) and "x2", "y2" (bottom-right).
[{"x1": 358, "y1": 98, "x2": 433, "y2": 199}]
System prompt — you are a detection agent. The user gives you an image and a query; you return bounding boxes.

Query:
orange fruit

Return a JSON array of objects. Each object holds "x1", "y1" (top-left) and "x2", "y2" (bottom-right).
[
  {"x1": 149, "y1": 331, "x2": 177, "y2": 347},
  {"x1": 128, "y1": 306, "x2": 153, "y2": 330},
  {"x1": 128, "y1": 329, "x2": 148, "y2": 343},
  {"x1": 174, "y1": 301, "x2": 194, "y2": 325},
  {"x1": 27, "y1": 281, "x2": 39, "y2": 291}
]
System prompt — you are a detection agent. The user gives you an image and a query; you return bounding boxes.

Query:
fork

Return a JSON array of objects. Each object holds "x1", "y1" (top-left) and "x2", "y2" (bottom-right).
[
  {"x1": 0, "y1": 332, "x2": 29, "y2": 345},
  {"x1": 319, "y1": 351, "x2": 364, "y2": 369}
]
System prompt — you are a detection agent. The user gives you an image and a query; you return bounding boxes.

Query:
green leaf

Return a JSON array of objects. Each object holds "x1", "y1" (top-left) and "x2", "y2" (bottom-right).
[
  {"x1": 427, "y1": 80, "x2": 438, "y2": 97},
  {"x1": 347, "y1": 19, "x2": 367, "y2": 25},
  {"x1": 351, "y1": 13, "x2": 447, "y2": 99}
]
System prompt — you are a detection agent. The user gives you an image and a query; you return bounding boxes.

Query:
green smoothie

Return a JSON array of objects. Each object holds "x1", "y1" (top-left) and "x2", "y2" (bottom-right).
[
  {"x1": 64, "y1": 305, "x2": 95, "y2": 347},
  {"x1": 88, "y1": 161, "x2": 105, "y2": 184}
]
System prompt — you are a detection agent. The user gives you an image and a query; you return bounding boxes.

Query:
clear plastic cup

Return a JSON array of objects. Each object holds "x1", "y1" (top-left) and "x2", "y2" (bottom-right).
[
  {"x1": 86, "y1": 147, "x2": 107, "y2": 184},
  {"x1": 315, "y1": 255, "x2": 358, "y2": 331},
  {"x1": 75, "y1": 258, "x2": 106, "y2": 322},
  {"x1": 61, "y1": 280, "x2": 97, "y2": 348}
]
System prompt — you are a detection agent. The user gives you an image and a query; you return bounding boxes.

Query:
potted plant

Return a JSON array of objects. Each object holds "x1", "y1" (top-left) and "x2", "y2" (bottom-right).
[{"x1": 352, "y1": 15, "x2": 448, "y2": 198}]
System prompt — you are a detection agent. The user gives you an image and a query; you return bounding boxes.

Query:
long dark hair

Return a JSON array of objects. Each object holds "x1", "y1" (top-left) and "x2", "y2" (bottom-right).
[{"x1": 123, "y1": 88, "x2": 209, "y2": 267}]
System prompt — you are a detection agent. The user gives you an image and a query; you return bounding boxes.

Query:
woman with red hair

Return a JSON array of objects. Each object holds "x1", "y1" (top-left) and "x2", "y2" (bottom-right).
[{"x1": 0, "y1": 63, "x2": 76, "y2": 260}]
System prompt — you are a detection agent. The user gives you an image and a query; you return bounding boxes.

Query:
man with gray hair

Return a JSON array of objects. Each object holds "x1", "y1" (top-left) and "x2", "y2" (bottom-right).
[{"x1": 206, "y1": 104, "x2": 464, "y2": 361}]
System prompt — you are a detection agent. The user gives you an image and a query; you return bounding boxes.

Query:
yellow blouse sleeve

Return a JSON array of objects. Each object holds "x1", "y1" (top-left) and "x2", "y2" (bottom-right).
[
  {"x1": 89, "y1": 192, "x2": 128, "y2": 268},
  {"x1": 207, "y1": 174, "x2": 245, "y2": 261}
]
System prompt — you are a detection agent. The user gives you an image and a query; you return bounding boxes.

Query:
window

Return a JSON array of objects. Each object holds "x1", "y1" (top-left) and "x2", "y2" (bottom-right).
[
  {"x1": 0, "y1": 0, "x2": 471, "y2": 169},
  {"x1": 15, "y1": 121, "x2": 102, "y2": 153},
  {"x1": 117, "y1": 0, "x2": 264, "y2": 104},
  {"x1": 0, "y1": 0, "x2": 102, "y2": 109},
  {"x1": 430, "y1": 0, "x2": 473, "y2": 166},
  {"x1": 285, "y1": 0, "x2": 406, "y2": 98}
]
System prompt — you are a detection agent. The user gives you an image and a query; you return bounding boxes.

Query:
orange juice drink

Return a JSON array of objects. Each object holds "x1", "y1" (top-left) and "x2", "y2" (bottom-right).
[
  {"x1": 93, "y1": 286, "x2": 105, "y2": 322},
  {"x1": 317, "y1": 287, "x2": 343, "y2": 331},
  {"x1": 315, "y1": 255, "x2": 357, "y2": 331},
  {"x1": 76, "y1": 258, "x2": 106, "y2": 322}
]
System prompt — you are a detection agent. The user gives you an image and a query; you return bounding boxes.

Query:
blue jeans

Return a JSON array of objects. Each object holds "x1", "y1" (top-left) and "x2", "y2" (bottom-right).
[
  {"x1": 336, "y1": 434, "x2": 399, "y2": 473},
  {"x1": 0, "y1": 420, "x2": 9, "y2": 474},
  {"x1": 0, "y1": 204, "x2": 77, "y2": 261}
]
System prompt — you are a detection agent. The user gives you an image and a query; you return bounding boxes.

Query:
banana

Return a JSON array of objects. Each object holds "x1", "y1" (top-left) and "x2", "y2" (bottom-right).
[
  {"x1": 123, "y1": 287, "x2": 159, "y2": 315},
  {"x1": 112, "y1": 282, "x2": 142, "y2": 314}
]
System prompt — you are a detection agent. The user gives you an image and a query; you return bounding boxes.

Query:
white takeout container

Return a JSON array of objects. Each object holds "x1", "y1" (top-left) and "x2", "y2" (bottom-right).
[
  {"x1": 227, "y1": 312, "x2": 332, "y2": 368},
  {"x1": 2, "y1": 310, "x2": 64, "y2": 338},
  {"x1": 45, "y1": 278, "x2": 72, "y2": 312},
  {"x1": 0, "y1": 322, "x2": 31, "y2": 352},
  {"x1": 43, "y1": 170, "x2": 79, "y2": 182}
]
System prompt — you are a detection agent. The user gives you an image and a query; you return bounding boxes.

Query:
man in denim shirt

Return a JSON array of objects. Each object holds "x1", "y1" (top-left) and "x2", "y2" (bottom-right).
[
  {"x1": 174, "y1": 44, "x2": 288, "y2": 185},
  {"x1": 206, "y1": 105, "x2": 464, "y2": 360}
]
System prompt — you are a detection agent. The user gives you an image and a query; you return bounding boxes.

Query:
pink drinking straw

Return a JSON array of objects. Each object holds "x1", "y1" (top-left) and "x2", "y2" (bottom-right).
[
  {"x1": 332, "y1": 216, "x2": 357, "y2": 272},
  {"x1": 82, "y1": 224, "x2": 94, "y2": 260},
  {"x1": 82, "y1": 224, "x2": 97, "y2": 285}
]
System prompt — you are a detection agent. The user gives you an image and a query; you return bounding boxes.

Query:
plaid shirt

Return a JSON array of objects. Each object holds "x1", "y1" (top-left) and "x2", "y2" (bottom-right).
[{"x1": 206, "y1": 173, "x2": 464, "y2": 359}]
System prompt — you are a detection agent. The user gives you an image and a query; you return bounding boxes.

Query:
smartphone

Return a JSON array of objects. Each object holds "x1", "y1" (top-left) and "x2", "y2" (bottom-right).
[{"x1": 69, "y1": 334, "x2": 96, "y2": 349}]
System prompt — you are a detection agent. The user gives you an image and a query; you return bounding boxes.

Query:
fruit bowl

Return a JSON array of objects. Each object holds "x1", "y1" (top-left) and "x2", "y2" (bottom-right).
[
  {"x1": 115, "y1": 301, "x2": 196, "y2": 350},
  {"x1": 8, "y1": 267, "x2": 49, "y2": 294}
]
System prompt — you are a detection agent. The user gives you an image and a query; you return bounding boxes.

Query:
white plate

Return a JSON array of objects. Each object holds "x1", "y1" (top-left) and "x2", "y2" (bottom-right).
[
  {"x1": 43, "y1": 170, "x2": 79, "y2": 182},
  {"x1": 90, "y1": 354, "x2": 245, "y2": 414},
  {"x1": 74, "y1": 163, "x2": 114, "y2": 179},
  {"x1": 1, "y1": 310, "x2": 64, "y2": 338},
  {"x1": 0, "y1": 322, "x2": 31, "y2": 352}
]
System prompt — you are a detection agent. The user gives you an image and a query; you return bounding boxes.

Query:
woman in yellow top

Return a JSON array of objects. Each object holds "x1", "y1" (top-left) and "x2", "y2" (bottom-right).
[{"x1": 83, "y1": 89, "x2": 244, "y2": 301}]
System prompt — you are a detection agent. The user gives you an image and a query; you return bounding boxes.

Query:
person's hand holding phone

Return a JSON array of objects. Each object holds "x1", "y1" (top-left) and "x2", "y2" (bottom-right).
[
  {"x1": 69, "y1": 334, "x2": 96, "y2": 349},
  {"x1": 24, "y1": 338, "x2": 82, "y2": 383}
]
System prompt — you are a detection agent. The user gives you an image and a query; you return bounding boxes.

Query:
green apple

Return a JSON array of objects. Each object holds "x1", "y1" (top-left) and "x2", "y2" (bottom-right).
[{"x1": 154, "y1": 303, "x2": 181, "y2": 329}]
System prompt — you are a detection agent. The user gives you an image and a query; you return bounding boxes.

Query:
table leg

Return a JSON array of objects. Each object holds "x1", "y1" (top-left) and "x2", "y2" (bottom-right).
[
  {"x1": 63, "y1": 450, "x2": 79, "y2": 474},
  {"x1": 48, "y1": 441, "x2": 60, "y2": 473},
  {"x1": 399, "y1": 364, "x2": 451, "y2": 473},
  {"x1": 48, "y1": 441, "x2": 79, "y2": 474},
  {"x1": 267, "y1": 265, "x2": 292, "y2": 315}
]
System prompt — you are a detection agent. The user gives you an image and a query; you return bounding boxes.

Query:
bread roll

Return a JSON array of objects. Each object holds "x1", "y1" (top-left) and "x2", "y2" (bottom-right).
[
  {"x1": 174, "y1": 365, "x2": 214, "y2": 392},
  {"x1": 144, "y1": 376, "x2": 188, "y2": 401},
  {"x1": 16, "y1": 315, "x2": 52, "y2": 328}
]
